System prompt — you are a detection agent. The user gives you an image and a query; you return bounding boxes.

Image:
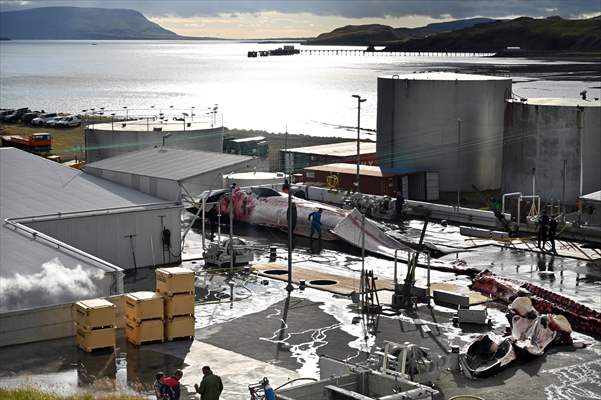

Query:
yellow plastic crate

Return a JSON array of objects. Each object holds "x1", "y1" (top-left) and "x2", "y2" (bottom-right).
[
  {"x1": 164, "y1": 293, "x2": 195, "y2": 318},
  {"x1": 76, "y1": 326, "x2": 115, "y2": 352},
  {"x1": 74, "y1": 298, "x2": 116, "y2": 330},
  {"x1": 156, "y1": 267, "x2": 195, "y2": 296},
  {"x1": 126, "y1": 318, "x2": 164, "y2": 346},
  {"x1": 125, "y1": 291, "x2": 164, "y2": 323},
  {"x1": 165, "y1": 315, "x2": 195, "y2": 341}
]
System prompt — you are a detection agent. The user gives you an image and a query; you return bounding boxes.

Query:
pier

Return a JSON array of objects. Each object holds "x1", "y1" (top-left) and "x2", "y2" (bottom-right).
[{"x1": 300, "y1": 49, "x2": 495, "y2": 57}]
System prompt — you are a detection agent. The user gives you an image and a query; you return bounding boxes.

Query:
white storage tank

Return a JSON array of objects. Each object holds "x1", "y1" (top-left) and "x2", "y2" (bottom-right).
[
  {"x1": 502, "y1": 98, "x2": 601, "y2": 206},
  {"x1": 85, "y1": 119, "x2": 223, "y2": 162},
  {"x1": 377, "y1": 72, "x2": 512, "y2": 192},
  {"x1": 224, "y1": 171, "x2": 286, "y2": 188}
]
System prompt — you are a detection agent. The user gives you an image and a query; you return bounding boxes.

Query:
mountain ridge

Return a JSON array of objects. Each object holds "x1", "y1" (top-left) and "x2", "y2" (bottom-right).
[
  {"x1": 0, "y1": 6, "x2": 180, "y2": 40},
  {"x1": 306, "y1": 18, "x2": 498, "y2": 45},
  {"x1": 383, "y1": 16, "x2": 601, "y2": 52}
]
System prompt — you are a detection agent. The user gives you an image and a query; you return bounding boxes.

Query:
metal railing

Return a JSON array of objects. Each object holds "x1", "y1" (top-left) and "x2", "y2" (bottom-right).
[{"x1": 6, "y1": 201, "x2": 181, "y2": 224}]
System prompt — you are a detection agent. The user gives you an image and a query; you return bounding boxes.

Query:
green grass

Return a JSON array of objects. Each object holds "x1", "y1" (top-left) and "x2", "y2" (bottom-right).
[
  {"x1": 0, "y1": 122, "x2": 84, "y2": 159},
  {"x1": 0, "y1": 388, "x2": 144, "y2": 400}
]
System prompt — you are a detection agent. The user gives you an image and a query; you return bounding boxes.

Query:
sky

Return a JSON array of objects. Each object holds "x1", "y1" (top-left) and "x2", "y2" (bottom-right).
[{"x1": 1, "y1": 0, "x2": 600, "y2": 38}]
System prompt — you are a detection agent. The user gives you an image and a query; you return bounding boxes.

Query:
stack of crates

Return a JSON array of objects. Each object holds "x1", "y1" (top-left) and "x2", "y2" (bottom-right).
[
  {"x1": 74, "y1": 298, "x2": 116, "y2": 352},
  {"x1": 125, "y1": 291, "x2": 164, "y2": 346},
  {"x1": 156, "y1": 267, "x2": 196, "y2": 341}
]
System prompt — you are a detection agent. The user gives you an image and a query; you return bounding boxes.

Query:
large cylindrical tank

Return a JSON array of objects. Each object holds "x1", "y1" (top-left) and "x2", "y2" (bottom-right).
[
  {"x1": 502, "y1": 98, "x2": 601, "y2": 206},
  {"x1": 377, "y1": 72, "x2": 512, "y2": 191},
  {"x1": 223, "y1": 171, "x2": 286, "y2": 188},
  {"x1": 85, "y1": 119, "x2": 223, "y2": 162}
]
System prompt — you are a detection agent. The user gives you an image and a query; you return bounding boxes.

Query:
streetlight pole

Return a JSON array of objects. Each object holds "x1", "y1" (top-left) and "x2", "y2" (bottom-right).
[
  {"x1": 456, "y1": 118, "x2": 461, "y2": 209},
  {"x1": 285, "y1": 126, "x2": 294, "y2": 293},
  {"x1": 352, "y1": 95, "x2": 366, "y2": 193}
]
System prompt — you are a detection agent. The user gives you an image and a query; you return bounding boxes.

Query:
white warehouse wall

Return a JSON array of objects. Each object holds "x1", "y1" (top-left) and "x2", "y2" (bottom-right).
[
  {"x1": 377, "y1": 73, "x2": 512, "y2": 191},
  {"x1": 25, "y1": 207, "x2": 182, "y2": 269},
  {"x1": 84, "y1": 168, "x2": 181, "y2": 201}
]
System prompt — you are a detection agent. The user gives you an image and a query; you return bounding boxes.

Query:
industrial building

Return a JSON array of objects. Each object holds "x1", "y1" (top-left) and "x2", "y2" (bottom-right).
[
  {"x1": 580, "y1": 190, "x2": 601, "y2": 227},
  {"x1": 84, "y1": 147, "x2": 257, "y2": 201},
  {"x1": 224, "y1": 136, "x2": 269, "y2": 157},
  {"x1": 0, "y1": 148, "x2": 183, "y2": 311},
  {"x1": 303, "y1": 163, "x2": 439, "y2": 200},
  {"x1": 280, "y1": 141, "x2": 376, "y2": 173},
  {"x1": 85, "y1": 119, "x2": 224, "y2": 163},
  {"x1": 502, "y1": 98, "x2": 601, "y2": 206},
  {"x1": 376, "y1": 72, "x2": 511, "y2": 192}
]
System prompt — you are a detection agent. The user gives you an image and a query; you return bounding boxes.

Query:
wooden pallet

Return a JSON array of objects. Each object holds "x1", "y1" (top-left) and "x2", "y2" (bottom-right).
[
  {"x1": 156, "y1": 289, "x2": 195, "y2": 296},
  {"x1": 78, "y1": 344, "x2": 115, "y2": 353},
  {"x1": 127, "y1": 338, "x2": 165, "y2": 346},
  {"x1": 166, "y1": 335, "x2": 194, "y2": 342}
]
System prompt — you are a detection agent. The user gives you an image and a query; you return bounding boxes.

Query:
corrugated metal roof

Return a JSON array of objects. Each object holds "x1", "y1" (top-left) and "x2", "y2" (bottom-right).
[
  {"x1": 1, "y1": 148, "x2": 165, "y2": 220},
  {"x1": 0, "y1": 148, "x2": 175, "y2": 310},
  {"x1": 305, "y1": 163, "x2": 399, "y2": 177},
  {"x1": 285, "y1": 141, "x2": 376, "y2": 157},
  {"x1": 84, "y1": 147, "x2": 255, "y2": 181}
]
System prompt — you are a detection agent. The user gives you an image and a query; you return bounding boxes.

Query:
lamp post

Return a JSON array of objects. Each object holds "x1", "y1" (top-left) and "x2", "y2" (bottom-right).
[
  {"x1": 456, "y1": 118, "x2": 461, "y2": 209},
  {"x1": 285, "y1": 126, "x2": 294, "y2": 293},
  {"x1": 352, "y1": 95, "x2": 366, "y2": 193},
  {"x1": 110, "y1": 113, "x2": 115, "y2": 131},
  {"x1": 123, "y1": 106, "x2": 128, "y2": 120},
  {"x1": 162, "y1": 132, "x2": 172, "y2": 147}
]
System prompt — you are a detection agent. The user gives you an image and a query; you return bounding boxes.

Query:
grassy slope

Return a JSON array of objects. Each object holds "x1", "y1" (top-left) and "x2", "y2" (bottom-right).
[
  {"x1": 306, "y1": 24, "x2": 412, "y2": 45},
  {"x1": 0, "y1": 388, "x2": 143, "y2": 400},
  {"x1": 384, "y1": 16, "x2": 601, "y2": 52}
]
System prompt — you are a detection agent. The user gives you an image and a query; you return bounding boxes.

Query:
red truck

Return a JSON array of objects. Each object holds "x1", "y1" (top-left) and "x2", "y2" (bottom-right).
[{"x1": 1, "y1": 133, "x2": 52, "y2": 154}]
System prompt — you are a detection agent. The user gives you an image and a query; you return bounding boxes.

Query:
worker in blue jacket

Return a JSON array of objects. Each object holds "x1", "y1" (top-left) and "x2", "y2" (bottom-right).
[{"x1": 308, "y1": 208, "x2": 323, "y2": 252}]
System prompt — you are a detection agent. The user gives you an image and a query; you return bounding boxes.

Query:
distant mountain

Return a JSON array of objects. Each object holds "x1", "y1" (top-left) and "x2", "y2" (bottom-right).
[
  {"x1": 0, "y1": 6, "x2": 180, "y2": 40},
  {"x1": 307, "y1": 24, "x2": 409, "y2": 45},
  {"x1": 306, "y1": 18, "x2": 497, "y2": 45},
  {"x1": 410, "y1": 18, "x2": 499, "y2": 35},
  {"x1": 383, "y1": 16, "x2": 601, "y2": 52}
]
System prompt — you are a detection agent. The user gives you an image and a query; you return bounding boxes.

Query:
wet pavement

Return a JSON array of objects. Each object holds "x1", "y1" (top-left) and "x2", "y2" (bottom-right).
[{"x1": 1, "y1": 216, "x2": 600, "y2": 399}]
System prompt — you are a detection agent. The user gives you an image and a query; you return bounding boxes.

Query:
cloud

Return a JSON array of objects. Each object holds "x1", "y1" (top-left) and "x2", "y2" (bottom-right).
[
  {"x1": 0, "y1": 258, "x2": 106, "y2": 311},
  {"x1": 1, "y1": 0, "x2": 600, "y2": 20}
]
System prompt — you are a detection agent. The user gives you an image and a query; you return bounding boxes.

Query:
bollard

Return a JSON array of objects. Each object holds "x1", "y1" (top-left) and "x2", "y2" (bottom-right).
[
  {"x1": 269, "y1": 246, "x2": 277, "y2": 262},
  {"x1": 448, "y1": 345, "x2": 461, "y2": 372},
  {"x1": 299, "y1": 280, "x2": 306, "y2": 291}
]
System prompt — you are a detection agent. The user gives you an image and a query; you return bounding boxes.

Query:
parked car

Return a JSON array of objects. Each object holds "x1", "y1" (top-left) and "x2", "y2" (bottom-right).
[
  {"x1": 56, "y1": 115, "x2": 81, "y2": 128},
  {"x1": 2, "y1": 108, "x2": 29, "y2": 122},
  {"x1": 0, "y1": 109, "x2": 15, "y2": 119},
  {"x1": 31, "y1": 113, "x2": 57, "y2": 126},
  {"x1": 46, "y1": 116, "x2": 67, "y2": 127},
  {"x1": 21, "y1": 112, "x2": 40, "y2": 125}
]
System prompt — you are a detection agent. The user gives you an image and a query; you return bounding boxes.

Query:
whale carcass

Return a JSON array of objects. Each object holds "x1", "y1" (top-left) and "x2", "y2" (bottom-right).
[
  {"x1": 471, "y1": 270, "x2": 601, "y2": 336},
  {"x1": 192, "y1": 187, "x2": 410, "y2": 254}
]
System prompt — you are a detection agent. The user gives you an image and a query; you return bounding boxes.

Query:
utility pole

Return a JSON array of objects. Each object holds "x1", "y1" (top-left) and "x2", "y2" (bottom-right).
[
  {"x1": 352, "y1": 95, "x2": 366, "y2": 193},
  {"x1": 562, "y1": 159, "x2": 567, "y2": 213},
  {"x1": 285, "y1": 126, "x2": 294, "y2": 293},
  {"x1": 577, "y1": 108, "x2": 584, "y2": 197},
  {"x1": 456, "y1": 118, "x2": 461, "y2": 209},
  {"x1": 229, "y1": 183, "x2": 235, "y2": 278}
]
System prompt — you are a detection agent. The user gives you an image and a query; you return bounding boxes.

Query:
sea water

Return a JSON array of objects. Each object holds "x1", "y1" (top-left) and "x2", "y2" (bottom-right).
[{"x1": 1, "y1": 40, "x2": 599, "y2": 139}]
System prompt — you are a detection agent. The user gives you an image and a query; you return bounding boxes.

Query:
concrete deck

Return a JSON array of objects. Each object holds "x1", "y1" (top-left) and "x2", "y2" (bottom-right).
[{"x1": 1, "y1": 216, "x2": 600, "y2": 400}]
